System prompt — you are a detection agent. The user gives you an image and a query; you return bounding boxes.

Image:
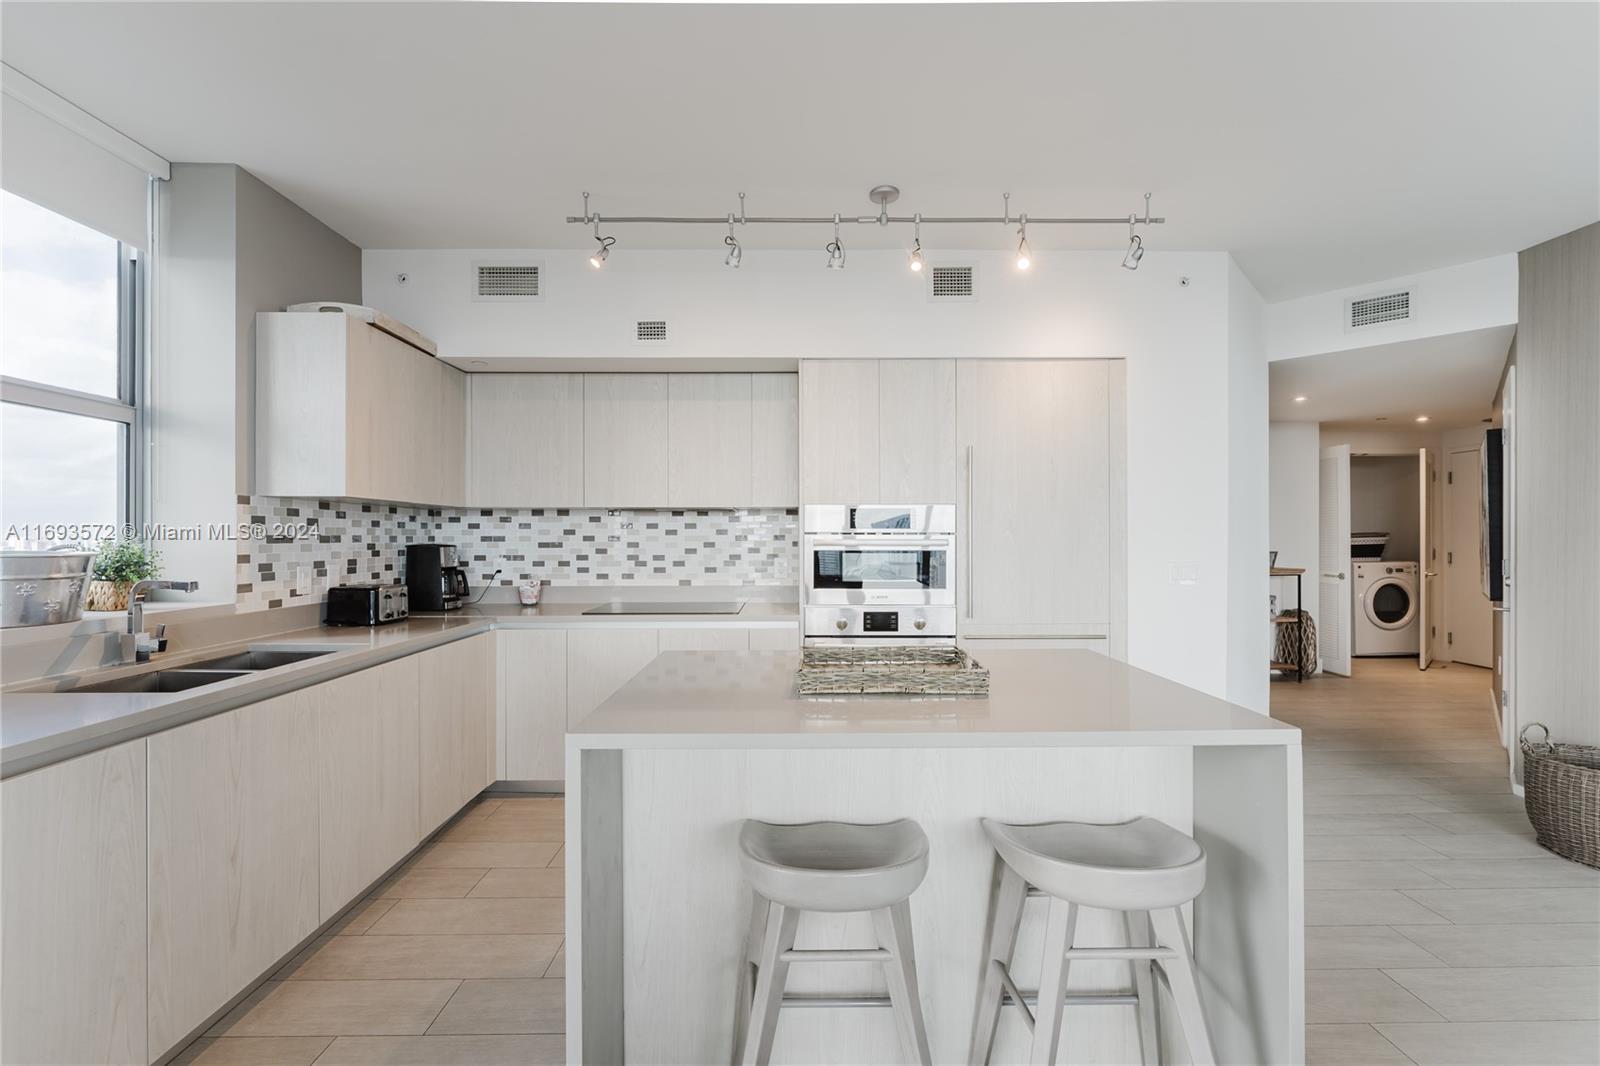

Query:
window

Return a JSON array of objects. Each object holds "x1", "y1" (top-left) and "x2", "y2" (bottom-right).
[{"x1": 1, "y1": 191, "x2": 142, "y2": 544}]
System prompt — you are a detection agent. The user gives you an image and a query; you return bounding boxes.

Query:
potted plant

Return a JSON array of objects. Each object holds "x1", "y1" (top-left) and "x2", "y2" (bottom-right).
[{"x1": 85, "y1": 539, "x2": 161, "y2": 612}]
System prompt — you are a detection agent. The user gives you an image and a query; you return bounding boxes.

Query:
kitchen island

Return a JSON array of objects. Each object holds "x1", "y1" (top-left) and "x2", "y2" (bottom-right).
[{"x1": 565, "y1": 649, "x2": 1303, "y2": 1065}]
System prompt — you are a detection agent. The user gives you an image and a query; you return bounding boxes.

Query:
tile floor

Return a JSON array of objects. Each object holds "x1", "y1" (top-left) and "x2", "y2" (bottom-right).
[
  {"x1": 1275, "y1": 658, "x2": 1600, "y2": 1066},
  {"x1": 176, "y1": 795, "x2": 567, "y2": 1066}
]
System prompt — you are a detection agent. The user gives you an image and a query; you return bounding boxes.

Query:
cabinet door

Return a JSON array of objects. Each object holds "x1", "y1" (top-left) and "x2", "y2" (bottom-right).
[
  {"x1": 584, "y1": 373, "x2": 670, "y2": 506},
  {"x1": 751, "y1": 374, "x2": 799, "y2": 506},
  {"x1": 314, "y1": 658, "x2": 422, "y2": 921},
  {"x1": 668, "y1": 373, "x2": 753, "y2": 507},
  {"x1": 1, "y1": 742, "x2": 146, "y2": 1066},
  {"x1": 433, "y1": 360, "x2": 468, "y2": 508},
  {"x1": 748, "y1": 624, "x2": 801, "y2": 651},
  {"x1": 566, "y1": 627, "x2": 660, "y2": 727},
  {"x1": 501, "y1": 628, "x2": 569, "y2": 781},
  {"x1": 958, "y1": 360, "x2": 1111, "y2": 630},
  {"x1": 146, "y1": 694, "x2": 319, "y2": 1059},
  {"x1": 880, "y1": 359, "x2": 957, "y2": 503},
  {"x1": 419, "y1": 634, "x2": 495, "y2": 833},
  {"x1": 657, "y1": 627, "x2": 750, "y2": 651},
  {"x1": 469, "y1": 374, "x2": 585, "y2": 506},
  {"x1": 355, "y1": 329, "x2": 420, "y2": 503},
  {"x1": 800, "y1": 359, "x2": 879, "y2": 503}
]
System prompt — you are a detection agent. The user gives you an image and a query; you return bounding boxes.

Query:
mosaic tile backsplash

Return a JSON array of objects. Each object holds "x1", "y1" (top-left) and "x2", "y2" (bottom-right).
[{"x1": 235, "y1": 496, "x2": 799, "y2": 613}]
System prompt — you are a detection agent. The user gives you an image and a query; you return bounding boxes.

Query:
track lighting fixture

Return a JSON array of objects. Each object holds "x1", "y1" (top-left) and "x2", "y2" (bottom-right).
[
  {"x1": 588, "y1": 217, "x2": 614, "y2": 269},
  {"x1": 724, "y1": 215, "x2": 742, "y2": 269},
  {"x1": 908, "y1": 214, "x2": 924, "y2": 272},
  {"x1": 825, "y1": 215, "x2": 845, "y2": 270},
  {"x1": 1122, "y1": 194, "x2": 1152, "y2": 271},
  {"x1": 1014, "y1": 217, "x2": 1032, "y2": 271}
]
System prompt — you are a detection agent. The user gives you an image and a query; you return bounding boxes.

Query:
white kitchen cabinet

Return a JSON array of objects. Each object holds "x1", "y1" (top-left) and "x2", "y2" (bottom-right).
[
  {"x1": 313, "y1": 657, "x2": 422, "y2": 921},
  {"x1": 256, "y1": 312, "x2": 467, "y2": 506},
  {"x1": 879, "y1": 359, "x2": 958, "y2": 503},
  {"x1": 657, "y1": 627, "x2": 751, "y2": 651},
  {"x1": 748, "y1": 624, "x2": 801, "y2": 650},
  {"x1": 418, "y1": 633, "x2": 496, "y2": 832},
  {"x1": 668, "y1": 374, "x2": 754, "y2": 507},
  {"x1": 1, "y1": 741, "x2": 147, "y2": 1066},
  {"x1": 957, "y1": 359, "x2": 1113, "y2": 635},
  {"x1": 469, "y1": 373, "x2": 585, "y2": 506},
  {"x1": 584, "y1": 373, "x2": 670, "y2": 506},
  {"x1": 146, "y1": 693, "x2": 319, "y2": 1060},
  {"x1": 751, "y1": 374, "x2": 800, "y2": 506},
  {"x1": 500, "y1": 628, "x2": 569, "y2": 781},
  {"x1": 566, "y1": 627, "x2": 660, "y2": 727},
  {"x1": 800, "y1": 359, "x2": 880, "y2": 503}
]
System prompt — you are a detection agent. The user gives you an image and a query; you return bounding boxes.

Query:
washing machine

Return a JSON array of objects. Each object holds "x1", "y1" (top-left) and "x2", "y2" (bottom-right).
[{"x1": 1353, "y1": 561, "x2": 1420, "y2": 656}]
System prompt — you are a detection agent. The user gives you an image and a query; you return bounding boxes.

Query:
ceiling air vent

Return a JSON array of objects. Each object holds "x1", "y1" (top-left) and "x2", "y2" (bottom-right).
[
  {"x1": 1348, "y1": 289, "x2": 1410, "y2": 330},
  {"x1": 635, "y1": 319, "x2": 669, "y2": 344},
  {"x1": 928, "y1": 264, "x2": 977, "y2": 301},
  {"x1": 473, "y1": 262, "x2": 542, "y2": 301}
]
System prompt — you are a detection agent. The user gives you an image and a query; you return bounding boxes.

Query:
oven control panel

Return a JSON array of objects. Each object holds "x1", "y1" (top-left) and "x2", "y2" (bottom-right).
[
  {"x1": 804, "y1": 605, "x2": 956, "y2": 644},
  {"x1": 862, "y1": 611, "x2": 899, "y2": 632}
]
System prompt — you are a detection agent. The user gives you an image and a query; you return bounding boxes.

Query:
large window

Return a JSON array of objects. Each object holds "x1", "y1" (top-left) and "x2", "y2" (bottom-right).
[{"x1": 1, "y1": 190, "x2": 142, "y2": 544}]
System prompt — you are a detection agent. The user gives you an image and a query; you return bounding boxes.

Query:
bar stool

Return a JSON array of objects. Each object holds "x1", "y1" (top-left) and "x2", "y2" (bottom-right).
[
  {"x1": 969, "y1": 817, "x2": 1215, "y2": 1066},
  {"x1": 732, "y1": 818, "x2": 933, "y2": 1066}
]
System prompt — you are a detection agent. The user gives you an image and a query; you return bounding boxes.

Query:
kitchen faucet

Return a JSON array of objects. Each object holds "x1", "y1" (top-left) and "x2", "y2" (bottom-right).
[{"x1": 123, "y1": 579, "x2": 199, "y2": 662}]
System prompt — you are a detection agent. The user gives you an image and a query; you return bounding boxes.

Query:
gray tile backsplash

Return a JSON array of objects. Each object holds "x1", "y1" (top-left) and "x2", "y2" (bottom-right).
[{"x1": 235, "y1": 496, "x2": 799, "y2": 613}]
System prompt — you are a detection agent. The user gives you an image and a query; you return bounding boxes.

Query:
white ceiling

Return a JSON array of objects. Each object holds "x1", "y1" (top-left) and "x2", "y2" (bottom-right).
[
  {"x1": 1268, "y1": 325, "x2": 1514, "y2": 427},
  {"x1": 3, "y1": 2, "x2": 1596, "y2": 300}
]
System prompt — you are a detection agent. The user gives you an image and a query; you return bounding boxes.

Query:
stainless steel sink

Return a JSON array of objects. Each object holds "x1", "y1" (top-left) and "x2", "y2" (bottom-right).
[
  {"x1": 75, "y1": 669, "x2": 253, "y2": 694},
  {"x1": 178, "y1": 648, "x2": 338, "y2": 672}
]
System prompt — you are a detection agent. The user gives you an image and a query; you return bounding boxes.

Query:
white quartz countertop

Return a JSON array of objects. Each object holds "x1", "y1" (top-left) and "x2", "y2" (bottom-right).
[{"x1": 570, "y1": 650, "x2": 1301, "y2": 749}]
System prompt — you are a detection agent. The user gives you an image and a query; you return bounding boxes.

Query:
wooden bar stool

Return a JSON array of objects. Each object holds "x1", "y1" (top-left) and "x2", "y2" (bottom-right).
[
  {"x1": 732, "y1": 818, "x2": 933, "y2": 1066},
  {"x1": 969, "y1": 817, "x2": 1215, "y2": 1066}
]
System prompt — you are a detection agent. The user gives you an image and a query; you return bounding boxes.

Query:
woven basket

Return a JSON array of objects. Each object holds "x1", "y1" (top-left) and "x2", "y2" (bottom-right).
[
  {"x1": 796, "y1": 645, "x2": 990, "y2": 696},
  {"x1": 1520, "y1": 723, "x2": 1600, "y2": 869},
  {"x1": 84, "y1": 579, "x2": 133, "y2": 612}
]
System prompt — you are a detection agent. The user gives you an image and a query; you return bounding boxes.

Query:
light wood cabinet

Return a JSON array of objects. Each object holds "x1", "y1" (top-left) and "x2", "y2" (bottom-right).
[
  {"x1": 1, "y1": 741, "x2": 147, "y2": 1066},
  {"x1": 748, "y1": 625, "x2": 801, "y2": 650},
  {"x1": 257, "y1": 312, "x2": 467, "y2": 506},
  {"x1": 313, "y1": 657, "x2": 422, "y2": 921},
  {"x1": 566, "y1": 627, "x2": 660, "y2": 728},
  {"x1": 879, "y1": 359, "x2": 958, "y2": 503},
  {"x1": 469, "y1": 373, "x2": 586, "y2": 506},
  {"x1": 668, "y1": 374, "x2": 754, "y2": 507},
  {"x1": 419, "y1": 633, "x2": 495, "y2": 832},
  {"x1": 801, "y1": 359, "x2": 880, "y2": 503},
  {"x1": 500, "y1": 628, "x2": 569, "y2": 781},
  {"x1": 751, "y1": 374, "x2": 800, "y2": 506},
  {"x1": 657, "y1": 627, "x2": 751, "y2": 651},
  {"x1": 146, "y1": 693, "x2": 319, "y2": 1059},
  {"x1": 957, "y1": 359, "x2": 1113, "y2": 634},
  {"x1": 584, "y1": 373, "x2": 670, "y2": 506}
]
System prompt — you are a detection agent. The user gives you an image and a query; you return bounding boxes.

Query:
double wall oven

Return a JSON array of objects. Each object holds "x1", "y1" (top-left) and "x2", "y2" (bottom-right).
[{"x1": 803, "y1": 505, "x2": 957, "y2": 645}]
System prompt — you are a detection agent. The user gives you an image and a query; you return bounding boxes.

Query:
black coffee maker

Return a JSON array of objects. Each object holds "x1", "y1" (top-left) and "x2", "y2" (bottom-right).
[{"x1": 405, "y1": 543, "x2": 468, "y2": 611}]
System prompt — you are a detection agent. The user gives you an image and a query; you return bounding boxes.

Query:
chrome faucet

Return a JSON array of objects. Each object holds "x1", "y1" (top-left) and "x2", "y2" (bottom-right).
[{"x1": 123, "y1": 579, "x2": 199, "y2": 662}]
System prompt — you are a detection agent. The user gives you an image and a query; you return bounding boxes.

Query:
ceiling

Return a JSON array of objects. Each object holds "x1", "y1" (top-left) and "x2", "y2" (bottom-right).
[
  {"x1": 1268, "y1": 325, "x2": 1514, "y2": 427},
  {"x1": 3, "y1": 2, "x2": 1596, "y2": 300}
]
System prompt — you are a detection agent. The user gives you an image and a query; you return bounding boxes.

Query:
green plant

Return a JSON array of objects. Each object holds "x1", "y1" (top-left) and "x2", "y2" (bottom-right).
[{"x1": 92, "y1": 539, "x2": 161, "y2": 585}]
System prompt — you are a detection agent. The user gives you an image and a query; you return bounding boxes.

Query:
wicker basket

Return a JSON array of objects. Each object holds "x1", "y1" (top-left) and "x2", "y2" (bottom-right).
[
  {"x1": 1520, "y1": 723, "x2": 1600, "y2": 869},
  {"x1": 84, "y1": 579, "x2": 133, "y2": 612},
  {"x1": 796, "y1": 645, "x2": 990, "y2": 696}
]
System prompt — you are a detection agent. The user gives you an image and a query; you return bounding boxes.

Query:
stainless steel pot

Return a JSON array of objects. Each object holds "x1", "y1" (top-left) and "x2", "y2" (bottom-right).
[{"x1": 0, "y1": 549, "x2": 95, "y2": 628}]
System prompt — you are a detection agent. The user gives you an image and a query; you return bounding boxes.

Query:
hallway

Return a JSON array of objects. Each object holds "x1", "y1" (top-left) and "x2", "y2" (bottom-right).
[{"x1": 1275, "y1": 659, "x2": 1600, "y2": 1065}]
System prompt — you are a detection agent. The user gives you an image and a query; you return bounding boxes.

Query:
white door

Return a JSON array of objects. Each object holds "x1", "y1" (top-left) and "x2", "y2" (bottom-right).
[
  {"x1": 1446, "y1": 446, "x2": 1495, "y2": 667},
  {"x1": 1319, "y1": 444, "x2": 1353, "y2": 676},
  {"x1": 1501, "y1": 367, "x2": 1517, "y2": 754},
  {"x1": 1419, "y1": 448, "x2": 1436, "y2": 670}
]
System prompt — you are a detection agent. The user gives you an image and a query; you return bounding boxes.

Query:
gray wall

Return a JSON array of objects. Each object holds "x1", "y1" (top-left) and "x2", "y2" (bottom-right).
[{"x1": 1516, "y1": 222, "x2": 1599, "y2": 753}]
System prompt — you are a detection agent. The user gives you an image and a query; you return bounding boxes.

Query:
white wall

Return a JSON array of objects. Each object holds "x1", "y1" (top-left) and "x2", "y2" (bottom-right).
[
  {"x1": 1351, "y1": 455, "x2": 1420, "y2": 560},
  {"x1": 1268, "y1": 422, "x2": 1320, "y2": 661},
  {"x1": 1265, "y1": 255, "x2": 1517, "y2": 362},
  {"x1": 366, "y1": 247, "x2": 1258, "y2": 702},
  {"x1": 1227, "y1": 259, "x2": 1269, "y2": 712}
]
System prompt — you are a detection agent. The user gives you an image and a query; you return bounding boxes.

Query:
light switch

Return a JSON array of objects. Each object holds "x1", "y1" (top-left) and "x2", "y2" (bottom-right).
[{"x1": 1169, "y1": 562, "x2": 1200, "y2": 586}]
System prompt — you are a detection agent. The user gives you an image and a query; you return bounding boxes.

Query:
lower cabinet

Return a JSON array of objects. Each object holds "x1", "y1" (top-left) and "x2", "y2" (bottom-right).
[
  {"x1": 657, "y1": 627, "x2": 752, "y2": 651},
  {"x1": 1, "y1": 741, "x2": 148, "y2": 1066},
  {"x1": 566, "y1": 627, "x2": 662, "y2": 728},
  {"x1": 501, "y1": 628, "x2": 568, "y2": 782},
  {"x1": 146, "y1": 692, "x2": 319, "y2": 1058},
  {"x1": 749, "y1": 625, "x2": 800, "y2": 651},
  {"x1": 419, "y1": 633, "x2": 496, "y2": 832}
]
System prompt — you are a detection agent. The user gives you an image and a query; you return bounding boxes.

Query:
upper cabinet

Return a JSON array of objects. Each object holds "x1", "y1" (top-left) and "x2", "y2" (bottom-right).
[
  {"x1": 800, "y1": 359, "x2": 957, "y2": 504},
  {"x1": 257, "y1": 312, "x2": 466, "y2": 506},
  {"x1": 750, "y1": 374, "x2": 799, "y2": 507},
  {"x1": 468, "y1": 373, "x2": 585, "y2": 507},
  {"x1": 668, "y1": 373, "x2": 752, "y2": 507},
  {"x1": 585, "y1": 373, "x2": 671, "y2": 507}
]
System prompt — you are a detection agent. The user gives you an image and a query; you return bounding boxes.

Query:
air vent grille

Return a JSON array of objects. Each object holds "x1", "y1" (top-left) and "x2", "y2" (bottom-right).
[
  {"x1": 474, "y1": 263, "x2": 540, "y2": 300},
  {"x1": 1350, "y1": 290, "x2": 1410, "y2": 329},
  {"x1": 636, "y1": 319, "x2": 668, "y2": 343},
  {"x1": 930, "y1": 265, "x2": 975, "y2": 299}
]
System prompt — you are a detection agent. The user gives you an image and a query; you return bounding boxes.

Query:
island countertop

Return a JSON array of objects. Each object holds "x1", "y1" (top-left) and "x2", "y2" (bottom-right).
[{"x1": 570, "y1": 648, "x2": 1301, "y2": 748}]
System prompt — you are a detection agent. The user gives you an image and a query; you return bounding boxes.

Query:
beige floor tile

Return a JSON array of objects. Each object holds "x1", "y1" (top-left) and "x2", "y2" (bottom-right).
[
  {"x1": 1384, "y1": 966, "x2": 1600, "y2": 1022},
  {"x1": 413, "y1": 842, "x2": 561, "y2": 869},
  {"x1": 1402, "y1": 833, "x2": 1551, "y2": 859},
  {"x1": 170, "y1": 1036, "x2": 333, "y2": 1065},
  {"x1": 1306, "y1": 926, "x2": 1446, "y2": 969},
  {"x1": 544, "y1": 943, "x2": 565, "y2": 979},
  {"x1": 1399, "y1": 887, "x2": 1600, "y2": 924},
  {"x1": 1306, "y1": 970, "x2": 1444, "y2": 1024},
  {"x1": 372, "y1": 868, "x2": 489, "y2": 900},
  {"x1": 1306, "y1": 836, "x2": 1448, "y2": 861},
  {"x1": 1415, "y1": 793, "x2": 1527, "y2": 814},
  {"x1": 278, "y1": 934, "x2": 561, "y2": 981},
  {"x1": 467, "y1": 867, "x2": 565, "y2": 898},
  {"x1": 1305, "y1": 1024, "x2": 1413, "y2": 1065},
  {"x1": 1305, "y1": 814, "x2": 1446, "y2": 836},
  {"x1": 366, "y1": 897, "x2": 565, "y2": 936},
  {"x1": 312, "y1": 1034, "x2": 565, "y2": 1065},
  {"x1": 547, "y1": 845, "x2": 564, "y2": 869},
  {"x1": 206, "y1": 980, "x2": 459, "y2": 1038},
  {"x1": 1404, "y1": 858, "x2": 1600, "y2": 888},
  {"x1": 1375, "y1": 1021, "x2": 1600, "y2": 1065},
  {"x1": 1306, "y1": 777, "x2": 1452, "y2": 797},
  {"x1": 328, "y1": 898, "x2": 398, "y2": 936},
  {"x1": 1307, "y1": 890, "x2": 1450, "y2": 926},
  {"x1": 426, "y1": 979, "x2": 565, "y2": 1035},
  {"x1": 1414, "y1": 811, "x2": 1535, "y2": 835},
  {"x1": 1305, "y1": 862, "x2": 1446, "y2": 890},
  {"x1": 437, "y1": 817, "x2": 564, "y2": 844},
  {"x1": 1392, "y1": 924, "x2": 1600, "y2": 967},
  {"x1": 1305, "y1": 794, "x2": 1449, "y2": 815}
]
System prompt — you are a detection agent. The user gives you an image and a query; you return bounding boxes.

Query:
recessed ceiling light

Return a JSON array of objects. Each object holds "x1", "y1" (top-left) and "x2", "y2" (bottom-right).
[
  {"x1": 1415, "y1": 415, "x2": 1430, "y2": 423},
  {"x1": 1293, "y1": 395, "x2": 1307, "y2": 403}
]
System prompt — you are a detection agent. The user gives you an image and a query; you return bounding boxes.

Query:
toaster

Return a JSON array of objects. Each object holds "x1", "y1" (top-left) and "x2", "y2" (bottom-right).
[{"x1": 325, "y1": 583, "x2": 409, "y2": 626}]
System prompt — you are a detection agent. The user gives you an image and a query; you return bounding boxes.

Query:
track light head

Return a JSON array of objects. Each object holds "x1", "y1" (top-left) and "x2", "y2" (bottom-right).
[
  {"x1": 1015, "y1": 219, "x2": 1032, "y2": 271},
  {"x1": 909, "y1": 214, "x2": 923, "y2": 272},
  {"x1": 1122, "y1": 233, "x2": 1144, "y2": 271},
  {"x1": 724, "y1": 234, "x2": 742, "y2": 269},
  {"x1": 825, "y1": 215, "x2": 845, "y2": 269},
  {"x1": 588, "y1": 214, "x2": 614, "y2": 268}
]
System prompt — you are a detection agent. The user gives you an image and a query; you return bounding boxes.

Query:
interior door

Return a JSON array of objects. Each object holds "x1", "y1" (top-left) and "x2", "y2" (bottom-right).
[
  {"x1": 1446, "y1": 447, "x2": 1495, "y2": 667},
  {"x1": 1500, "y1": 366, "x2": 1517, "y2": 755},
  {"x1": 1419, "y1": 448, "x2": 1436, "y2": 669},
  {"x1": 1319, "y1": 444, "x2": 1353, "y2": 676}
]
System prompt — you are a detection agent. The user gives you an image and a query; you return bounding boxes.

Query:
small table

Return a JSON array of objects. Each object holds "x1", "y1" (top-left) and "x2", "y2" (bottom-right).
[{"x1": 1270, "y1": 566, "x2": 1305, "y2": 683}]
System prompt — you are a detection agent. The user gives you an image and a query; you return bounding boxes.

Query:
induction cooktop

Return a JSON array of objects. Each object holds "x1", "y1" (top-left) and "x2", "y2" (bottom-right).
[{"x1": 582, "y1": 601, "x2": 746, "y2": 615}]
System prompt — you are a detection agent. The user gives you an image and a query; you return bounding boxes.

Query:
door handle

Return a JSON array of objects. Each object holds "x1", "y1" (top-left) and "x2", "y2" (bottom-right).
[
  {"x1": 1424, "y1": 571, "x2": 1439, "y2": 578},
  {"x1": 1491, "y1": 605, "x2": 1511, "y2": 613},
  {"x1": 965, "y1": 444, "x2": 975, "y2": 620},
  {"x1": 1322, "y1": 572, "x2": 1345, "y2": 580}
]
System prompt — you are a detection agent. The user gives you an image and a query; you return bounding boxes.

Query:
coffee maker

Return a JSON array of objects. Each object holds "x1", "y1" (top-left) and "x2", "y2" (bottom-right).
[{"x1": 405, "y1": 543, "x2": 468, "y2": 611}]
